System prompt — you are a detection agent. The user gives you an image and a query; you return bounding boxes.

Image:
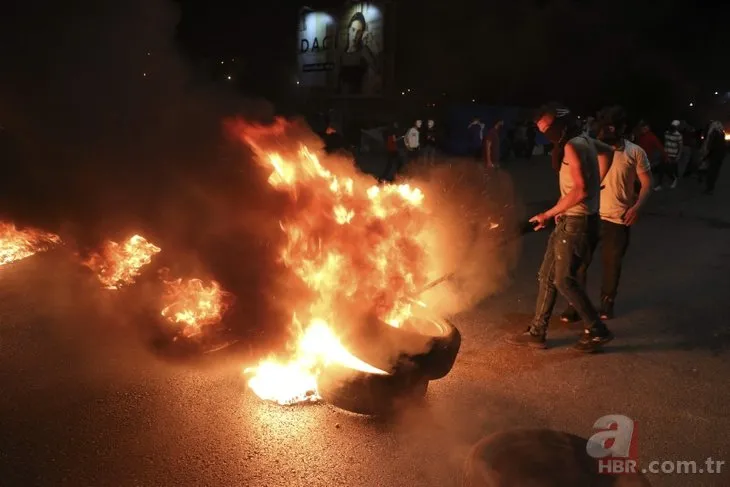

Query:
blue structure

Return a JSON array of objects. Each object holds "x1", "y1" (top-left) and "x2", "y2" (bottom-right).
[{"x1": 442, "y1": 104, "x2": 548, "y2": 155}]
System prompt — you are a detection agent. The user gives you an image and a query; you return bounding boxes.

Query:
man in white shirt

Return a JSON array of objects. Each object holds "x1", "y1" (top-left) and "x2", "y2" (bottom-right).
[
  {"x1": 404, "y1": 120, "x2": 421, "y2": 163},
  {"x1": 561, "y1": 106, "x2": 652, "y2": 321}
]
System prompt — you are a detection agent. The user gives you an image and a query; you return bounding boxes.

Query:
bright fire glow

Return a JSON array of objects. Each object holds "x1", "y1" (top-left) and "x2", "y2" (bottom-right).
[
  {"x1": 160, "y1": 277, "x2": 232, "y2": 338},
  {"x1": 83, "y1": 235, "x2": 161, "y2": 289},
  {"x1": 245, "y1": 318, "x2": 387, "y2": 405},
  {"x1": 229, "y1": 118, "x2": 436, "y2": 405},
  {"x1": 0, "y1": 222, "x2": 61, "y2": 266}
]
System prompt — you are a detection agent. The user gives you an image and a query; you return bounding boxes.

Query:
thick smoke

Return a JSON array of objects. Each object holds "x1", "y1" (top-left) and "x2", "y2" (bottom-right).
[
  {"x1": 408, "y1": 161, "x2": 522, "y2": 317},
  {"x1": 0, "y1": 0, "x2": 291, "y2": 346}
]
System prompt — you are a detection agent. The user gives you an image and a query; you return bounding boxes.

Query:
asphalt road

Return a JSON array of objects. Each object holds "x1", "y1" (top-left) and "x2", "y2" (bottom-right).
[{"x1": 1, "y1": 155, "x2": 728, "y2": 487}]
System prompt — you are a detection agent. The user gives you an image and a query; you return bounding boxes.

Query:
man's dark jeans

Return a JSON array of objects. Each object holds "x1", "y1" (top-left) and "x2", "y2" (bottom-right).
[
  {"x1": 530, "y1": 214, "x2": 601, "y2": 335},
  {"x1": 577, "y1": 220, "x2": 631, "y2": 300},
  {"x1": 563, "y1": 220, "x2": 631, "y2": 315}
]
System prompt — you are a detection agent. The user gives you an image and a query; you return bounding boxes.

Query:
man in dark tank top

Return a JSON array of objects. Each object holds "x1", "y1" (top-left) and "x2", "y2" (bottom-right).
[{"x1": 508, "y1": 103, "x2": 614, "y2": 353}]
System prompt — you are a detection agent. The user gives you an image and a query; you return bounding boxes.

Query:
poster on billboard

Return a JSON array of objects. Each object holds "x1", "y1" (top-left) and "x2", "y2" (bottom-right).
[{"x1": 297, "y1": 2, "x2": 385, "y2": 97}]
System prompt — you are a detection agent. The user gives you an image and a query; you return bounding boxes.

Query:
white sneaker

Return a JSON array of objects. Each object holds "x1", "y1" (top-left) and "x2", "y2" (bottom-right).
[
  {"x1": 654, "y1": 185, "x2": 663, "y2": 191},
  {"x1": 670, "y1": 178, "x2": 678, "y2": 189}
]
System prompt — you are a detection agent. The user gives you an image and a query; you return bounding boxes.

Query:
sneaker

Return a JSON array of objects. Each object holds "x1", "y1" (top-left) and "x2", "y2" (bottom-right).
[
  {"x1": 559, "y1": 308, "x2": 580, "y2": 323},
  {"x1": 599, "y1": 297, "x2": 615, "y2": 320},
  {"x1": 653, "y1": 185, "x2": 662, "y2": 191},
  {"x1": 670, "y1": 178, "x2": 678, "y2": 189},
  {"x1": 573, "y1": 326, "x2": 614, "y2": 353},
  {"x1": 507, "y1": 328, "x2": 547, "y2": 349}
]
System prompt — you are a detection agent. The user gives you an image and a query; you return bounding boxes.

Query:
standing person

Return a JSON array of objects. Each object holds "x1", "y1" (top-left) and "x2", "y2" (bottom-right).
[
  {"x1": 508, "y1": 103, "x2": 614, "y2": 352},
  {"x1": 422, "y1": 119, "x2": 438, "y2": 164},
  {"x1": 380, "y1": 121, "x2": 403, "y2": 181},
  {"x1": 404, "y1": 120, "x2": 421, "y2": 164},
  {"x1": 635, "y1": 121, "x2": 665, "y2": 183},
  {"x1": 485, "y1": 119, "x2": 503, "y2": 169},
  {"x1": 560, "y1": 106, "x2": 653, "y2": 322},
  {"x1": 700, "y1": 121, "x2": 726, "y2": 195},
  {"x1": 514, "y1": 122, "x2": 528, "y2": 158},
  {"x1": 468, "y1": 117, "x2": 485, "y2": 161},
  {"x1": 656, "y1": 120, "x2": 682, "y2": 190},
  {"x1": 526, "y1": 122, "x2": 536, "y2": 159}
]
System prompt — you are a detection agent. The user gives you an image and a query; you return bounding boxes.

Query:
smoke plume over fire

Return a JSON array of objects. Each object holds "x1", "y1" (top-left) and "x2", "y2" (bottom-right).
[
  {"x1": 83, "y1": 235, "x2": 161, "y2": 289},
  {"x1": 0, "y1": 222, "x2": 62, "y2": 266}
]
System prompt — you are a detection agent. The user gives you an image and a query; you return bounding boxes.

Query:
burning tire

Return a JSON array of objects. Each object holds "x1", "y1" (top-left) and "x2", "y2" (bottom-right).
[
  {"x1": 318, "y1": 363, "x2": 428, "y2": 416},
  {"x1": 347, "y1": 315, "x2": 461, "y2": 381}
]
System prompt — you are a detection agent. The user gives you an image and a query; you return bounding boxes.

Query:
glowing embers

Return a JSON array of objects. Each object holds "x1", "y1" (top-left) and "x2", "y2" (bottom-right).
[
  {"x1": 83, "y1": 235, "x2": 161, "y2": 289},
  {"x1": 0, "y1": 222, "x2": 61, "y2": 266}
]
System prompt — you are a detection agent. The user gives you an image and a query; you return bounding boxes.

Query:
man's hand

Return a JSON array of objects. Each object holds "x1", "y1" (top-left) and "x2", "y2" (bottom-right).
[
  {"x1": 623, "y1": 205, "x2": 640, "y2": 226},
  {"x1": 529, "y1": 212, "x2": 550, "y2": 230}
]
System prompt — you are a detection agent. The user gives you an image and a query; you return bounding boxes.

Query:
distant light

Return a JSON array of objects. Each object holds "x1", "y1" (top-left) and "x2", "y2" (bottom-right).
[
  {"x1": 472, "y1": 99, "x2": 475, "y2": 102},
  {"x1": 296, "y1": 80, "x2": 300, "y2": 85},
  {"x1": 689, "y1": 102, "x2": 694, "y2": 107},
  {"x1": 227, "y1": 75, "x2": 232, "y2": 80},
  {"x1": 146, "y1": 52, "x2": 151, "y2": 56},
  {"x1": 231, "y1": 58, "x2": 235, "y2": 62},
  {"x1": 221, "y1": 61, "x2": 224, "y2": 65},
  {"x1": 401, "y1": 91, "x2": 405, "y2": 95},
  {"x1": 715, "y1": 91, "x2": 719, "y2": 95},
  {"x1": 143, "y1": 72, "x2": 147, "y2": 77},
  {"x1": 407, "y1": 88, "x2": 411, "y2": 92}
]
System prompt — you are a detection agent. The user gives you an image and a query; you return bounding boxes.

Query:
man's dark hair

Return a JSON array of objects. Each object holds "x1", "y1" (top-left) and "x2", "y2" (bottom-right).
[{"x1": 597, "y1": 106, "x2": 628, "y2": 130}]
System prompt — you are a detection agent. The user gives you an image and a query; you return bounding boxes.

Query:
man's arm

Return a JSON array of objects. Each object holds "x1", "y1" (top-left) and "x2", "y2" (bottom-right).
[
  {"x1": 544, "y1": 143, "x2": 586, "y2": 219},
  {"x1": 485, "y1": 139, "x2": 493, "y2": 165},
  {"x1": 593, "y1": 139, "x2": 614, "y2": 181},
  {"x1": 623, "y1": 150, "x2": 652, "y2": 225}
]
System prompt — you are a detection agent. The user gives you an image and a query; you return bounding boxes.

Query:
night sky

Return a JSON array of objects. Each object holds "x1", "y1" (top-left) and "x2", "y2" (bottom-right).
[
  {"x1": 174, "y1": 0, "x2": 730, "y2": 119},
  {"x1": 1, "y1": 0, "x2": 728, "y2": 131}
]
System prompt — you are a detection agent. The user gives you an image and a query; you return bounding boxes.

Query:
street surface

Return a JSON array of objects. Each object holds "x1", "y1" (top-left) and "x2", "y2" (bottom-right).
[{"x1": 0, "y1": 155, "x2": 728, "y2": 486}]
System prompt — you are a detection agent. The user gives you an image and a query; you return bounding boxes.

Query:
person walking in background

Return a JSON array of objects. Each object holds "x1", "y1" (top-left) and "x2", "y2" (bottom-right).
[
  {"x1": 485, "y1": 119, "x2": 503, "y2": 169},
  {"x1": 468, "y1": 117, "x2": 485, "y2": 161},
  {"x1": 560, "y1": 106, "x2": 653, "y2": 322},
  {"x1": 380, "y1": 121, "x2": 403, "y2": 181},
  {"x1": 700, "y1": 121, "x2": 726, "y2": 195},
  {"x1": 422, "y1": 119, "x2": 438, "y2": 164},
  {"x1": 635, "y1": 121, "x2": 665, "y2": 184},
  {"x1": 656, "y1": 120, "x2": 682, "y2": 190},
  {"x1": 404, "y1": 119, "x2": 421, "y2": 164}
]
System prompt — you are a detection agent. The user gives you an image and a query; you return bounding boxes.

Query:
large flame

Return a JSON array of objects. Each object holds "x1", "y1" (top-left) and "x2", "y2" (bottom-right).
[
  {"x1": 245, "y1": 318, "x2": 387, "y2": 405},
  {"x1": 0, "y1": 222, "x2": 62, "y2": 266},
  {"x1": 84, "y1": 235, "x2": 161, "y2": 289},
  {"x1": 230, "y1": 119, "x2": 438, "y2": 405},
  {"x1": 160, "y1": 276, "x2": 232, "y2": 338}
]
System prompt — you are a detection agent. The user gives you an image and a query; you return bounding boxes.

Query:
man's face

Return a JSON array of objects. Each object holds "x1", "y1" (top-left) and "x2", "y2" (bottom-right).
[
  {"x1": 496, "y1": 121, "x2": 504, "y2": 130},
  {"x1": 427, "y1": 120, "x2": 434, "y2": 128},
  {"x1": 640, "y1": 125, "x2": 649, "y2": 134},
  {"x1": 349, "y1": 21, "x2": 364, "y2": 47},
  {"x1": 415, "y1": 120, "x2": 422, "y2": 128},
  {"x1": 536, "y1": 114, "x2": 555, "y2": 133}
]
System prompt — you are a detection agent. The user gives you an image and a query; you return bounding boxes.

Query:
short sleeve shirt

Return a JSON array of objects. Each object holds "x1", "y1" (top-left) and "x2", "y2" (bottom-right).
[{"x1": 600, "y1": 140, "x2": 651, "y2": 225}]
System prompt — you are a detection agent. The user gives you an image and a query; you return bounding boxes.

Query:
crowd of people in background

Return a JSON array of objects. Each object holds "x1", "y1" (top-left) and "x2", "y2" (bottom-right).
[
  {"x1": 317, "y1": 106, "x2": 726, "y2": 196},
  {"x1": 632, "y1": 119, "x2": 726, "y2": 195}
]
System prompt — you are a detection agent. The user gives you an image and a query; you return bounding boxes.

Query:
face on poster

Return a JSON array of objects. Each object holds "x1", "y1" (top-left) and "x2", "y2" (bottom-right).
[
  {"x1": 297, "y1": 3, "x2": 385, "y2": 96},
  {"x1": 336, "y1": 3, "x2": 384, "y2": 96}
]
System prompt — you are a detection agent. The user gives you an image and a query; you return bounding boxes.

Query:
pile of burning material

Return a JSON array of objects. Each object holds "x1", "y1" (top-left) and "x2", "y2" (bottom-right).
[
  {"x1": 0, "y1": 222, "x2": 62, "y2": 266},
  {"x1": 83, "y1": 235, "x2": 161, "y2": 289},
  {"x1": 159, "y1": 273, "x2": 234, "y2": 340},
  {"x1": 230, "y1": 118, "x2": 461, "y2": 415}
]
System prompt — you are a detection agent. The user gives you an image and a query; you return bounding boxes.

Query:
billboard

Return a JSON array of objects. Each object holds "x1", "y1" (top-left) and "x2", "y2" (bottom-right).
[{"x1": 297, "y1": 2, "x2": 385, "y2": 97}]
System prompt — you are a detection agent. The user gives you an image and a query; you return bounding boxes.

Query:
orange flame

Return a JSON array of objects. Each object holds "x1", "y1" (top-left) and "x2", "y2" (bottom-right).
[
  {"x1": 84, "y1": 235, "x2": 161, "y2": 289},
  {"x1": 0, "y1": 222, "x2": 61, "y2": 266},
  {"x1": 245, "y1": 318, "x2": 387, "y2": 405},
  {"x1": 160, "y1": 276, "x2": 232, "y2": 338},
  {"x1": 229, "y1": 119, "x2": 437, "y2": 405}
]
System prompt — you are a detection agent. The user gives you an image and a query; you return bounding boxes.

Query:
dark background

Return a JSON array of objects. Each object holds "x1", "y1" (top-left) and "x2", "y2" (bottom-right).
[{"x1": 0, "y1": 0, "x2": 728, "y2": 237}]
